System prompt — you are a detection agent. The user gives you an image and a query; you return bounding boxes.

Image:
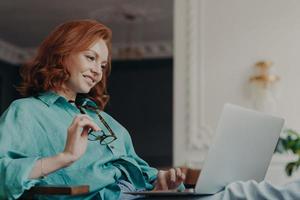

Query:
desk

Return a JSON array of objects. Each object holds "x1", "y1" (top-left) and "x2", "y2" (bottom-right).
[{"x1": 136, "y1": 194, "x2": 221, "y2": 200}]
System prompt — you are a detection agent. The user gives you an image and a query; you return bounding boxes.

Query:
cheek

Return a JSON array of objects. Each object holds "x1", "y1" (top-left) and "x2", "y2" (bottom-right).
[
  {"x1": 68, "y1": 69, "x2": 81, "y2": 80},
  {"x1": 71, "y1": 57, "x2": 89, "y2": 72},
  {"x1": 99, "y1": 71, "x2": 104, "y2": 81}
]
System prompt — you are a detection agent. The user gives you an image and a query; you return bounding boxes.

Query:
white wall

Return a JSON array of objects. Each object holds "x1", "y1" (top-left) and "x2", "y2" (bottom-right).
[
  {"x1": 203, "y1": 0, "x2": 300, "y2": 132},
  {"x1": 174, "y1": 0, "x2": 300, "y2": 184}
]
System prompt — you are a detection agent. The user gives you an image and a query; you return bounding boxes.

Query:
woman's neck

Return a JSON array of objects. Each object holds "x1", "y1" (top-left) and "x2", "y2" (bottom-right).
[{"x1": 55, "y1": 89, "x2": 76, "y2": 102}]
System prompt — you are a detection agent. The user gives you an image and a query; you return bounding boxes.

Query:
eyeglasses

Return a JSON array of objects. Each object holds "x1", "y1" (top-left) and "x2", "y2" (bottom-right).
[{"x1": 75, "y1": 103, "x2": 117, "y2": 145}]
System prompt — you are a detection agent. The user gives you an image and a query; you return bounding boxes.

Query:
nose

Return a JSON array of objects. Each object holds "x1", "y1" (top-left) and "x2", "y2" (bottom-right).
[{"x1": 91, "y1": 63, "x2": 102, "y2": 75}]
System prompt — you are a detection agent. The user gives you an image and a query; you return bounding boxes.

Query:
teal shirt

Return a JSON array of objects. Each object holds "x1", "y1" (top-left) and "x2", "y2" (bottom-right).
[{"x1": 0, "y1": 91, "x2": 158, "y2": 199}]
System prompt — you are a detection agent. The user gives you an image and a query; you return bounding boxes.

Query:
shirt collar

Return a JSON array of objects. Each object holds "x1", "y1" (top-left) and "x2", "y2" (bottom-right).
[
  {"x1": 37, "y1": 91, "x2": 62, "y2": 106},
  {"x1": 75, "y1": 96, "x2": 98, "y2": 108},
  {"x1": 37, "y1": 91, "x2": 98, "y2": 108}
]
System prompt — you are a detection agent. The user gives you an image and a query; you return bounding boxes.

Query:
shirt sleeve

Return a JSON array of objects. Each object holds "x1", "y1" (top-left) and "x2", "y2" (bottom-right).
[
  {"x1": 0, "y1": 101, "x2": 43, "y2": 199},
  {"x1": 199, "y1": 179, "x2": 300, "y2": 200},
  {"x1": 100, "y1": 111, "x2": 158, "y2": 189},
  {"x1": 122, "y1": 128, "x2": 158, "y2": 189},
  {"x1": 100, "y1": 111, "x2": 187, "y2": 192}
]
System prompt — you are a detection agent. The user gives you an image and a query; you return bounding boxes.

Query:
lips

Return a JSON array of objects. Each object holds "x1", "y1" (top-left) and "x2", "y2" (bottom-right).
[{"x1": 82, "y1": 75, "x2": 96, "y2": 84}]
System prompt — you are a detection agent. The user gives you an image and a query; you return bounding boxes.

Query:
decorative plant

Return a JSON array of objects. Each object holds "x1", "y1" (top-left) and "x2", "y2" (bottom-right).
[{"x1": 275, "y1": 129, "x2": 300, "y2": 176}]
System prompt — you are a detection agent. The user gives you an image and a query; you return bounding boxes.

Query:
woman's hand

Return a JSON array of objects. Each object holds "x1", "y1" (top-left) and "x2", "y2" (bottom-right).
[
  {"x1": 62, "y1": 114, "x2": 100, "y2": 165},
  {"x1": 153, "y1": 168, "x2": 186, "y2": 191}
]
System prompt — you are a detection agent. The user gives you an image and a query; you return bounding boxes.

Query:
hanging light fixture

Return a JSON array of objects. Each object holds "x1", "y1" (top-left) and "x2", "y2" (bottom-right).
[{"x1": 89, "y1": 0, "x2": 169, "y2": 59}]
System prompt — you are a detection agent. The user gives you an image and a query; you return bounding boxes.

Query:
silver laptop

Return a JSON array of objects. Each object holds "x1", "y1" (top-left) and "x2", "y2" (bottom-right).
[{"x1": 126, "y1": 103, "x2": 285, "y2": 197}]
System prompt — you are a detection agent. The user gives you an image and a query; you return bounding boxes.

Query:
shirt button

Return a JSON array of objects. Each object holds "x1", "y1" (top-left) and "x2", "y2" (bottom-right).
[{"x1": 110, "y1": 145, "x2": 114, "y2": 149}]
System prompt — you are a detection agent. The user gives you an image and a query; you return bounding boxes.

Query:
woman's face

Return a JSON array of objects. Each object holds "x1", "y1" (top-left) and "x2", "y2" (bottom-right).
[{"x1": 63, "y1": 39, "x2": 109, "y2": 96}]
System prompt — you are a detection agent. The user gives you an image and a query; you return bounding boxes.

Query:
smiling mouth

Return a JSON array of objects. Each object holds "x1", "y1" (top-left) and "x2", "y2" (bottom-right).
[{"x1": 83, "y1": 75, "x2": 96, "y2": 84}]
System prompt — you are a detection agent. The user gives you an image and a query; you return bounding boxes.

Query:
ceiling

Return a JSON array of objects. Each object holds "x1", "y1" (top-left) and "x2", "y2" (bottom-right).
[{"x1": 0, "y1": 0, "x2": 173, "y2": 48}]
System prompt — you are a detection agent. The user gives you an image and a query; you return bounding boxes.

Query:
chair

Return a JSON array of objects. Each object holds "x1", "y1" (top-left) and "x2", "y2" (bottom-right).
[
  {"x1": 21, "y1": 167, "x2": 200, "y2": 199},
  {"x1": 180, "y1": 167, "x2": 201, "y2": 188}
]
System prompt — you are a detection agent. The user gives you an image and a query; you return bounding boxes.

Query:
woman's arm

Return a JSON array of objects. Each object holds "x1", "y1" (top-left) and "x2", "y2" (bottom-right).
[
  {"x1": 28, "y1": 114, "x2": 101, "y2": 179},
  {"x1": 28, "y1": 153, "x2": 73, "y2": 179}
]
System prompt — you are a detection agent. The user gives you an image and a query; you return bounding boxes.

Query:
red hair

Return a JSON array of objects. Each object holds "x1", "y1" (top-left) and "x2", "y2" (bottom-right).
[{"x1": 18, "y1": 19, "x2": 112, "y2": 110}]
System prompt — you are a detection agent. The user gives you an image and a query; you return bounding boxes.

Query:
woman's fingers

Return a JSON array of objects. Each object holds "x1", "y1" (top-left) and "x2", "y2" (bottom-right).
[
  {"x1": 169, "y1": 168, "x2": 176, "y2": 183},
  {"x1": 154, "y1": 168, "x2": 186, "y2": 191},
  {"x1": 63, "y1": 114, "x2": 102, "y2": 162},
  {"x1": 74, "y1": 114, "x2": 101, "y2": 134},
  {"x1": 168, "y1": 168, "x2": 186, "y2": 189},
  {"x1": 169, "y1": 168, "x2": 185, "y2": 183},
  {"x1": 175, "y1": 168, "x2": 186, "y2": 182},
  {"x1": 157, "y1": 170, "x2": 168, "y2": 190}
]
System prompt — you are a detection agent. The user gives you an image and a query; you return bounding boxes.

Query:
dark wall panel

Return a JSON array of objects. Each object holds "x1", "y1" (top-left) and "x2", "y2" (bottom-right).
[
  {"x1": 0, "y1": 61, "x2": 21, "y2": 114},
  {"x1": 106, "y1": 58, "x2": 173, "y2": 167}
]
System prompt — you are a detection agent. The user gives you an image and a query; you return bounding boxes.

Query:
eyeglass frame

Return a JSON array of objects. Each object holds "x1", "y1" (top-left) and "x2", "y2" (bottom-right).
[{"x1": 75, "y1": 104, "x2": 117, "y2": 145}]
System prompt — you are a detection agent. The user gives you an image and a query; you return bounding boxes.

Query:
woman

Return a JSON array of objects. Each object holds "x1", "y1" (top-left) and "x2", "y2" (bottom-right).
[{"x1": 0, "y1": 19, "x2": 185, "y2": 199}]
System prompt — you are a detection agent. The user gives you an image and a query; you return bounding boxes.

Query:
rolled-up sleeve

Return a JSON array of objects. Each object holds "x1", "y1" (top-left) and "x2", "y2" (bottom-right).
[
  {"x1": 123, "y1": 128, "x2": 158, "y2": 187},
  {"x1": 123, "y1": 130, "x2": 186, "y2": 192},
  {"x1": 0, "y1": 156, "x2": 41, "y2": 199},
  {"x1": 0, "y1": 101, "x2": 43, "y2": 199}
]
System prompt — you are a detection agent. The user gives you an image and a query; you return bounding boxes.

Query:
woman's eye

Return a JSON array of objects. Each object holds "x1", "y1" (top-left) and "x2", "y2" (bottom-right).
[
  {"x1": 86, "y1": 55, "x2": 95, "y2": 61},
  {"x1": 101, "y1": 64, "x2": 107, "y2": 69}
]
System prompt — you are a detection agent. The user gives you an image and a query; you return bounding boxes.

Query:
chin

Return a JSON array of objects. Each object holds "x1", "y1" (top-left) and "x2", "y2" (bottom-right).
[{"x1": 78, "y1": 87, "x2": 92, "y2": 94}]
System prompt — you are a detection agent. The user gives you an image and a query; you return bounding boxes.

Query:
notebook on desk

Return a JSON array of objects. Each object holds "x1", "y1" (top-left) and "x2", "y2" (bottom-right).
[{"x1": 126, "y1": 104, "x2": 285, "y2": 197}]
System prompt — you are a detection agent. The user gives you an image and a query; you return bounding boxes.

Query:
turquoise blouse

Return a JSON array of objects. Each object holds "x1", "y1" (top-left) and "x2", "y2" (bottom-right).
[{"x1": 0, "y1": 91, "x2": 158, "y2": 199}]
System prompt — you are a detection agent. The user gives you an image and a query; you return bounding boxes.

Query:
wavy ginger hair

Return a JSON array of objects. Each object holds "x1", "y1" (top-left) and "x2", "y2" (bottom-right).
[{"x1": 18, "y1": 19, "x2": 112, "y2": 110}]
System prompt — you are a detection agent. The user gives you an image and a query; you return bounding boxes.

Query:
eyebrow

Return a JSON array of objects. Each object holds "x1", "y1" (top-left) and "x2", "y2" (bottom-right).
[{"x1": 86, "y1": 49, "x2": 108, "y2": 64}]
